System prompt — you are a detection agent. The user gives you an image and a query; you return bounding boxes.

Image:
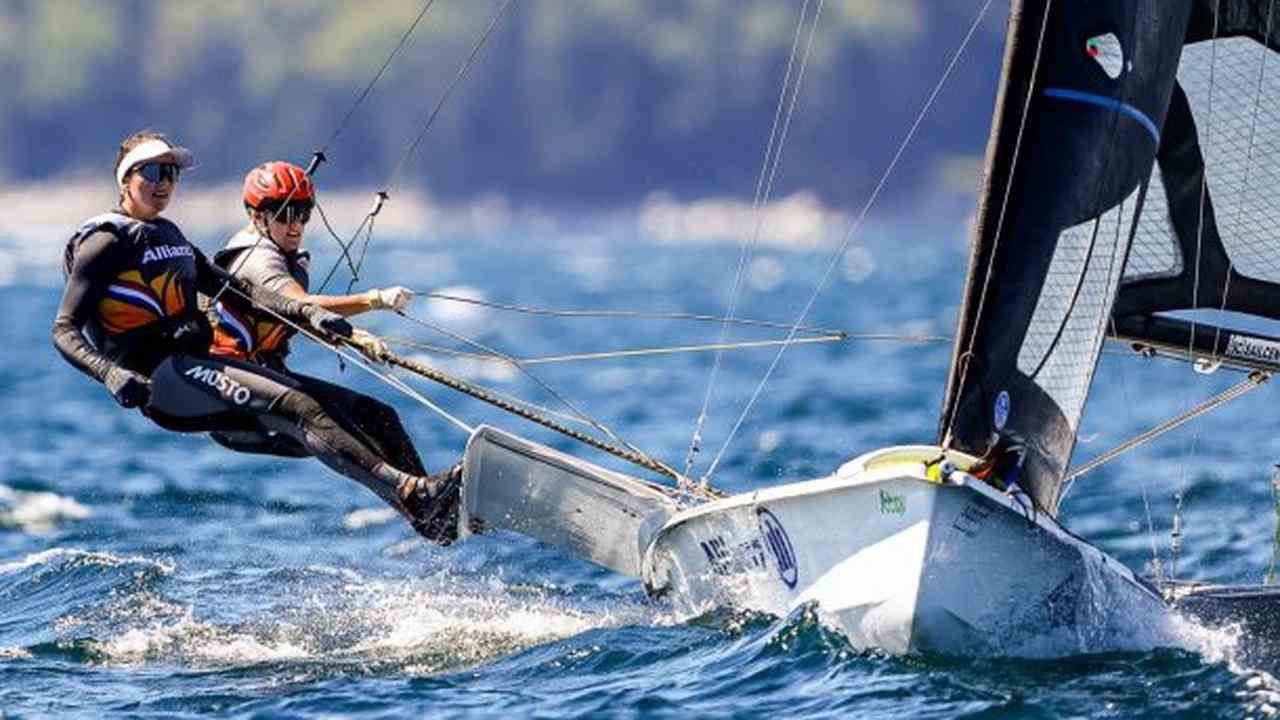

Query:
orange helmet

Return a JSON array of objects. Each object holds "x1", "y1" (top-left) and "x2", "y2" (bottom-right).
[{"x1": 242, "y1": 161, "x2": 315, "y2": 210}]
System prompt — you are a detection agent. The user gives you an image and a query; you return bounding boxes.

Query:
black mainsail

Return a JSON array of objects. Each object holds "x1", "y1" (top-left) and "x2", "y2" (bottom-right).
[{"x1": 939, "y1": 0, "x2": 1195, "y2": 515}]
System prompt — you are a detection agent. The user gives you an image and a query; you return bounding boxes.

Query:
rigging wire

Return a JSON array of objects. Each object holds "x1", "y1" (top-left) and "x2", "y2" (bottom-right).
[
  {"x1": 704, "y1": 0, "x2": 996, "y2": 483},
  {"x1": 1189, "y1": 0, "x2": 1222, "y2": 363},
  {"x1": 1210, "y1": 0, "x2": 1274, "y2": 361},
  {"x1": 223, "y1": 287, "x2": 472, "y2": 434},
  {"x1": 219, "y1": 283, "x2": 710, "y2": 491},
  {"x1": 209, "y1": 1, "x2": 441, "y2": 308},
  {"x1": 411, "y1": 292, "x2": 847, "y2": 336},
  {"x1": 1109, "y1": 318, "x2": 1165, "y2": 582},
  {"x1": 382, "y1": 334, "x2": 849, "y2": 365},
  {"x1": 198, "y1": 1, "x2": 686, "y2": 489},
  {"x1": 387, "y1": 0, "x2": 516, "y2": 193},
  {"x1": 943, "y1": 0, "x2": 1047, "y2": 448},
  {"x1": 1170, "y1": 0, "x2": 1224, "y2": 584},
  {"x1": 314, "y1": 0, "x2": 517, "y2": 295},
  {"x1": 320, "y1": 0, "x2": 437, "y2": 155},
  {"x1": 684, "y1": 0, "x2": 821, "y2": 483},
  {"x1": 217, "y1": 0, "x2": 442, "y2": 301},
  {"x1": 393, "y1": 306, "x2": 685, "y2": 480},
  {"x1": 1062, "y1": 371, "x2": 1268, "y2": 488},
  {"x1": 312, "y1": 201, "x2": 360, "y2": 287}
]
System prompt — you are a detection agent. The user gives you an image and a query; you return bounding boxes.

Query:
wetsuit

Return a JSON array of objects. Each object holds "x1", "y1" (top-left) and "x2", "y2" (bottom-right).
[
  {"x1": 51, "y1": 210, "x2": 424, "y2": 515},
  {"x1": 206, "y1": 227, "x2": 427, "y2": 478}
]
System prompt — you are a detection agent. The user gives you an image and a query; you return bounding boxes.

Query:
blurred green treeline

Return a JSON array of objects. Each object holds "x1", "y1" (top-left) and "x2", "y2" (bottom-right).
[{"x1": 0, "y1": 0, "x2": 1006, "y2": 206}]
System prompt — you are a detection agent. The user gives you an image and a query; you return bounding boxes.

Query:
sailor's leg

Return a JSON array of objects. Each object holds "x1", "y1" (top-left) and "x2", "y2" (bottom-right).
[
  {"x1": 146, "y1": 355, "x2": 460, "y2": 543},
  {"x1": 261, "y1": 390, "x2": 465, "y2": 543},
  {"x1": 209, "y1": 430, "x2": 311, "y2": 458},
  {"x1": 286, "y1": 372, "x2": 428, "y2": 476},
  {"x1": 258, "y1": 387, "x2": 409, "y2": 507}
]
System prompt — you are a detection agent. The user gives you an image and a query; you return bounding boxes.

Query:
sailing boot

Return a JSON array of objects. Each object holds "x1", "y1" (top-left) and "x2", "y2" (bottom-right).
[{"x1": 394, "y1": 463, "x2": 465, "y2": 546}]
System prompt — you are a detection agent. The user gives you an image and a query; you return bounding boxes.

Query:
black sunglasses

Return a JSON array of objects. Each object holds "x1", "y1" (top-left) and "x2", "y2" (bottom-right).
[
  {"x1": 135, "y1": 162, "x2": 180, "y2": 184},
  {"x1": 266, "y1": 202, "x2": 313, "y2": 226}
]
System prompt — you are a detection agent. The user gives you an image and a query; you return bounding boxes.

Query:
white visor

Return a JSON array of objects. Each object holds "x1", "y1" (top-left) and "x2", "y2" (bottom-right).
[{"x1": 115, "y1": 139, "x2": 196, "y2": 187}]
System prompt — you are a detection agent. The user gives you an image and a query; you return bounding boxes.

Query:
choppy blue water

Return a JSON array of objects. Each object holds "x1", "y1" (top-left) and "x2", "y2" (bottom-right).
[{"x1": 4, "y1": 216, "x2": 1280, "y2": 717}]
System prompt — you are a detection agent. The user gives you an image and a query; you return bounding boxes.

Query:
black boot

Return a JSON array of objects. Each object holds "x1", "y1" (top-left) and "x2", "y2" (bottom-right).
[{"x1": 395, "y1": 463, "x2": 464, "y2": 545}]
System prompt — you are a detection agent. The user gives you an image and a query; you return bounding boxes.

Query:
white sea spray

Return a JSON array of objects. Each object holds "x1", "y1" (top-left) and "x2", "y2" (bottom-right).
[{"x1": 0, "y1": 483, "x2": 90, "y2": 533}]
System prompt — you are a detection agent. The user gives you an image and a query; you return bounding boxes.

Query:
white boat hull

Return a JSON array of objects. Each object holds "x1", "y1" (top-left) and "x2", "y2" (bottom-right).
[
  {"x1": 460, "y1": 429, "x2": 1173, "y2": 656},
  {"x1": 640, "y1": 446, "x2": 1171, "y2": 655}
]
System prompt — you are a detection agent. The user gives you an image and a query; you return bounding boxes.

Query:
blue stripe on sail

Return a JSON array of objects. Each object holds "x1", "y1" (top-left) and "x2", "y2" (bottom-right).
[{"x1": 1042, "y1": 87, "x2": 1160, "y2": 143}]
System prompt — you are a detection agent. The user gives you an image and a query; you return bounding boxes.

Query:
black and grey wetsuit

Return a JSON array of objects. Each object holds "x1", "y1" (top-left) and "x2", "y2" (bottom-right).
[
  {"x1": 52, "y1": 210, "x2": 421, "y2": 511},
  {"x1": 204, "y1": 227, "x2": 426, "y2": 479}
]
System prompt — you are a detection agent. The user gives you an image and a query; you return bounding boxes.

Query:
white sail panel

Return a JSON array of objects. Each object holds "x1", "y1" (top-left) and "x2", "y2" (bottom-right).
[
  {"x1": 1018, "y1": 188, "x2": 1140, "y2": 426},
  {"x1": 1181, "y1": 37, "x2": 1280, "y2": 285},
  {"x1": 1127, "y1": 166, "x2": 1182, "y2": 281}
]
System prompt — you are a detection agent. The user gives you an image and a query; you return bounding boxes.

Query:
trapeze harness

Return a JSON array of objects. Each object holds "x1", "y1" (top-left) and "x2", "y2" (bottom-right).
[
  {"x1": 205, "y1": 228, "x2": 426, "y2": 475},
  {"x1": 52, "y1": 211, "x2": 421, "y2": 511}
]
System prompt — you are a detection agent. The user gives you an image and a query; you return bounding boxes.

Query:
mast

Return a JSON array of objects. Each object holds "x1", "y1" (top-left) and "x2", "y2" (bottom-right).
[{"x1": 939, "y1": 0, "x2": 1194, "y2": 515}]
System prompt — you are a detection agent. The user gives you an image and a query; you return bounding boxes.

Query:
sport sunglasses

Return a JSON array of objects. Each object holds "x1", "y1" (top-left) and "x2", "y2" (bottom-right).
[
  {"x1": 135, "y1": 162, "x2": 181, "y2": 184},
  {"x1": 266, "y1": 202, "x2": 313, "y2": 226}
]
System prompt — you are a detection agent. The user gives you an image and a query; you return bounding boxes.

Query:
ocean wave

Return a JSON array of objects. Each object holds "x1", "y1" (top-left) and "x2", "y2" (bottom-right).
[{"x1": 0, "y1": 547, "x2": 173, "y2": 577}]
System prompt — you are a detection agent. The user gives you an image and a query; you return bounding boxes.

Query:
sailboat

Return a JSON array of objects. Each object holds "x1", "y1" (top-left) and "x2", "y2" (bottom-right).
[{"x1": 426, "y1": 0, "x2": 1280, "y2": 655}]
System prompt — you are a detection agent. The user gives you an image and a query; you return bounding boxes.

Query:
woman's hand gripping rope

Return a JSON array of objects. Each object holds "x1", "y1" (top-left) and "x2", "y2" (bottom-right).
[
  {"x1": 349, "y1": 328, "x2": 393, "y2": 364},
  {"x1": 304, "y1": 304, "x2": 385, "y2": 363}
]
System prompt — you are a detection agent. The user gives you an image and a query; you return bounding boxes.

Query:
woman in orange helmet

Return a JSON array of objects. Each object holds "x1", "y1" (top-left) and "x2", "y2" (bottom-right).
[{"x1": 207, "y1": 161, "x2": 462, "y2": 543}]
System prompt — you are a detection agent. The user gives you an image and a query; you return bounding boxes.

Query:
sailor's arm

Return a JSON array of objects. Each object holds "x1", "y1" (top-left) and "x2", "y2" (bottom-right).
[
  {"x1": 195, "y1": 248, "x2": 353, "y2": 338},
  {"x1": 269, "y1": 279, "x2": 414, "y2": 317},
  {"x1": 52, "y1": 231, "x2": 152, "y2": 408},
  {"x1": 51, "y1": 231, "x2": 122, "y2": 383}
]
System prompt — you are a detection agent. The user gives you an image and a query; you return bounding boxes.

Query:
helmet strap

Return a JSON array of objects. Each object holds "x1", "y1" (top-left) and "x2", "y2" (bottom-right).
[{"x1": 251, "y1": 210, "x2": 289, "y2": 251}]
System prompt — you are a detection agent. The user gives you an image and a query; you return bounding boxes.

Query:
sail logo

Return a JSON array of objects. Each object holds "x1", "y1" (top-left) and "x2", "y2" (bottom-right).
[
  {"x1": 1086, "y1": 33, "x2": 1126, "y2": 79},
  {"x1": 756, "y1": 507, "x2": 797, "y2": 589},
  {"x1": 141, "y1": 244, "x2": 194, "y2": 264},
  {"x1": 1225, "y1": 334, "x2": 1280, "y2": 364},
  {"x1": 183, "y1": 365, "x2": 252, "y2": 405},
  {"x1": 994, "y1": 390, "x2": 1010, "y2": 430},
  {"x1": 879, "y1": 489, "x2": 906, "y2": 516}
]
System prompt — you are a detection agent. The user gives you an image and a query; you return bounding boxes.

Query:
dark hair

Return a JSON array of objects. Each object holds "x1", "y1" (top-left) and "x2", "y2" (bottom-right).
[{"x1": 114, "y1": 130, "x2": 170, "y2": 180}]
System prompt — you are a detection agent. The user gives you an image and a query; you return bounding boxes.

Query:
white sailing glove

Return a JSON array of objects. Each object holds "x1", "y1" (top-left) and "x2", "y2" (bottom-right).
[
  {"x1": 367, "y1": 286, "x2": 414, "y2": 312},
  {"x1": 350, "y1": 328, "x2": 392, "y2": 364}
]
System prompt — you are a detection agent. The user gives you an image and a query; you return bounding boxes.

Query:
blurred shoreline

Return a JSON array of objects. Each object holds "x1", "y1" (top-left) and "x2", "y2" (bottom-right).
[{"x1": 0, "y1": 177, "x2": 972, "y2": 289}]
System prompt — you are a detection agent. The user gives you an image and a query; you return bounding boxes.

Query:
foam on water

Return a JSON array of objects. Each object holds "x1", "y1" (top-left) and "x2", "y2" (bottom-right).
[
  {"x1": 91, "y1": 607, "x2": 311, "y2": 666},
  {"x1": 59, "y1": 563, "x2": 669, "y2": 675},
  {"x1": 342, "y1": 507, "x2": 400, "y2": 530},
  {"x1": 0, "y1": 483, "x2": 90, "y2": 532}
]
